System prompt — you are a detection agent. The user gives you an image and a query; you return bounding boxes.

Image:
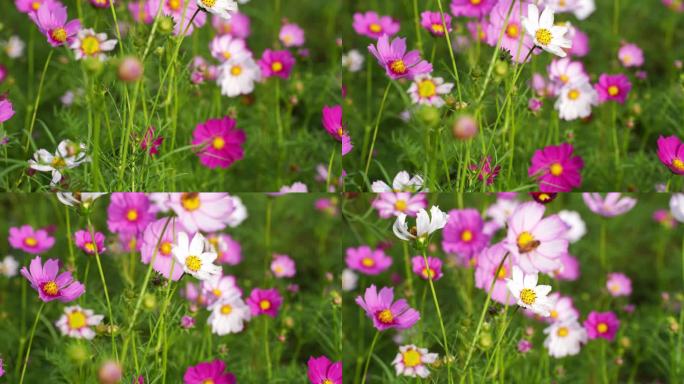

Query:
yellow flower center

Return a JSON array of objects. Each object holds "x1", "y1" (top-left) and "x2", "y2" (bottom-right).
[
  {"x1": 369, "y1": 23, "x2": 382, "y2": 33},
  {"x1": 67, "y1": 310, "x2": 87, "y2": 329},
  {"x1": 461, "y1": 230, "x2": 473, "y2": 242},
  {"x1": 168, "y1": 0, "x2": 180, "y2": 10},
  {"x1": 496, "y1": 265, "x2": 507, "y2": 280},
  {"x1": 85, "y1": 242, "x2": 96, "y2": 252},
  {"x1": 470, "y1": 0, "x2": 482, "y2": 4},
  {"x1": 220, "y1": 304, "x2": 233, "y2": 315},
  {"x1": 271, "y1": 61, "x2": 283, "y2": 72},
  {"x1": 51, "y1": 156, "x2": 67, "y2": 168},
  {"x1": 608, "y1": 85, "x2": 619, "y2": 96},
  {"x1": 259, "y1": 300, "x2": 272, "y2": 310},
  {"x1": 222, "y1": 51, "x2": 231, "y2": 60},
  {"x1": 394, "y1": 199, "x2": 407, "y2": 212},
  {"x1": 422, "y1": 267, "x2": 434, "y2": 279},
  {"x1": 402, "y1": 349, "x2": 422, "y2": 368},
  {"x1": 597, "y1": 322, "x2": 608, "y2": 333},
  {"x1": 550, "y1": 162, "x2": 564, "y2": 176},
  {"x1": 361, "y1": 257, "x2": 375, "y2": 267},
  {"x1": 51, "y1": 28, "x2": 67, "y2": 43},
  {"x1": 185, "y1": 255, "x2": 202, "y2": 272},
  {"x1": 622, "y1": 54, "x2": 632, "y2": 64},
  {"x1": 24, "y1": 237, "x2": 38, "y2": 247},
  {"x1": 568, "y1": 89, "x2": 580, "y2": 100},
  {"x1": 377, "y1": 309, "x2": 394, "y2": 324},
  {"x1": 517, "y1": 231, "x2": 539, "y2": 253},
  {"x1": 181, "y1": 193, "x2": 201, "y2": 211},
  {"x1": 557, "y1": 326, "x2": 569, "y2": 337},
  {"x1": 200, "y1": 0, "x2": 215, "y2": 7},
  {"x1": 519, "y1": 288, "x2": 537, "y2": 305},
  {"x1": 230, "y1": 65, "x2": 242, "y2": 76},
  {"x1": 559, "y1": 74, "x2": 569, "y2": 84},
  {"x1": 322, "y1": 380, "x2": 333, "y2": 384},
  {"x1": 31, "y1": 1, "x2": 41, "y2": 10},
  {"x1": 390, "y1": 59, "x2": 407, "y2": 74},
  {"x1": 160, "y1": 241, "x2": 172, "y2": 256},
  {"x1": 506, "y1": 23, "x2": 519, "y2": 38},
  {"x1": 432, "y1": 24, "x2": 444, "y2": 33},
  {"x1": 42, "y1": 281, "x2": 59, "y2": 296},
  {"x1": 550, "y1": 310, "x2": 558, "y2": 319},
  {"x1": 672, "y1": 158, "x2": 684, "y2": 170},
  {"x1": 81, "y1": 35, "x2": 100, "y2": 56},
  {"x1": 203, "y1": 380, "x2": 215, "y2": 384},
  {"x1": 213, "y1": 136, "x2": 226, "y2": 150},
  {"x1": 418, "y1": 79, "x2": 436, "y2": 98},
  {"x1": 337, "y1": 127, "x2": 344, "y2": 137},
  {"x1": 212, "y1": 288, "x2": 222, "y2": 297},
  {"x1": 126, "y1": 209, "x2": 139, "y2": 222},
  {"x1": 535, "y1": 29, "x2": 552, "y2": 46}
]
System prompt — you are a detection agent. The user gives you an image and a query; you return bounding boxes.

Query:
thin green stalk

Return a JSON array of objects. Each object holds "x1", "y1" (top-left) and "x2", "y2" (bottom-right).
[
  {"x1": 403, "y1": 242, "x2": 415, "y2": 307},
  {"x1": 360, "y1": 331, "x2": 380, "y2": 384},
  {"x1": 19, "y1": 302, "x2": 45, "y2": 384},
  {"x1": 600, "y1": 220, "x2": 607, "y2": 270},
  {"x1": 601, "y1": 340, "x2": 609, "y2": 384},
  {"x1": 436, "y1": 0, "x2": 462, "y2": 101},
  {"x1": 365, "y1": 82, "x2": 391, "y2": 175},
  {"x1": 89, "y1": 219, "x2": 118, "y2": 361},
  {"x1": 275, "y1": 78, "x2": 284, "y2": 187},
  {"x1": 476, "y1": 0, "x2": 516, "y2": 104},
  {"x1": 264, "y1": 317, "x2": 273, "y2": 380},
  {"x1": 24, "y1": 50, "x2": 53, "y2": 152},
  {"x1": 482, "y1": 306, "x2": 518, "y2": 380},
  {"x1": 412, "y1": 0, "x2": 423, "y2": 53},
  {"x1": 613, "y1": 0, "x2": 620, "y2": 36},
  {"x1": 325, "y1": 146, "x2": 336, "y2": 191},
  {"x1": 422, "y1": 249, "x2": 453, "y2": 384},
  {"x1": 610, "y1": 103, "x2": 620, "y2": 187}
]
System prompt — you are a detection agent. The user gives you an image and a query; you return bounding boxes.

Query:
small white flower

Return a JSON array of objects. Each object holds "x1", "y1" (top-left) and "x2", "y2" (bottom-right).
[
  {"x1": 543, "y1": 319, "x2": 587, "y2": 358},
  {"x1": 407, "y1": 74, "x2": 453, "y2": 108},
  {"x1": 341, "y1": 268, "x2": 358, "y2": 292},
  {"x1": 0, "y1": 255, "x2": 19, "y2": 277},
  {"x1": 554, "y1": 80, "x2": 598, "y2": 121},
  {"x1": 391, "y1": 344, "x2": 438, "y2": 378},
  {"x1": 557, "y1": 210, "x2": 586, "y2": 243},
  {"x1": 207, "y1": 291, "x2": 251, "y2": 335},
  {"x1": 225, "y1": 195, "x2": 247, "y2": 227},
  {"x1": 55, "y1": 305, "x2": 104, "y2": 340},
  {"x1": 173, "y1": 232, "x2": 222, "y2": 281},
  {"x1": 28, "y1": 140, "x2": 90, "y2": 185},
  {"x1": 393, "y1": 206, "x2": 448, "y2": 242},
  {"x1": 70, "y1": 29, "x2": 117, "y2": 61},
  {"x1": 210, "y1": 34, "x2": 251, "y2": 63},
  {"x1": 372, "y1": 171, "x2": 426, "y2": 193},
  {"x1": 522, "y1": 4, "x2": 571, "y2": 57},
  {"x1": 573, "y1": 0, "x2": 596, "y2": 20},
  {"x1": 670, "y1": 194, "x2": 684, "y2": 223},
  {"x1": 196, "y1": 0, "x2": 238, "y2": 20},
  {"x1": 342, "y1": 49, "x2": 364, "y2": 72},
  {"x1": 217, "y1": 56, "x2": 261, "y2": 97},
  {"x1": 56, "y1": 192, "x2": 107, "y2": 207},
  {"x1": 506, "y1": 266, "x2": 553, "y2": 317},
  {"x1": 4, "y1": 35, "x2": 25, "y2": 59}
]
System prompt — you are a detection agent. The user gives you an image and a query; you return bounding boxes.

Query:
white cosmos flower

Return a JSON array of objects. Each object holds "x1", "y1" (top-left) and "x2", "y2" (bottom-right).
[
  {"x1": 393, "y1": 206, "x2": 448, "y2": 242},
  {"x1": 217, "y1": 56, "x2": 261, "y2": 97},
  {"x1": 342, "y1": 49, "x2": 364, "y2": 72},
  {"x1": 554, "y1": 80, "x2": 598, "y2": 121},
  {"x1": 172, "y1": 232, "x2": 222, "y2": 281},
  {"x1": 506, "y1": 266, "x2": 553, "y2": 317},
  {"x1": 372, "y1": 171, "x2": 426, "y2": 193},
  {"x1": 207, "y1": 291, "x2": 251, "y2": 335},
  {"x1": 28, "y1": 140, "x2": 90, "y2": 185},
  {"x1": 543, "y1": 319, "x2": 587, "y2": 358},
  {"x1": 407, "y1": 74, "x2": 454, "y2": 108},
  {"x1": 557, "y1": 210, "x2": 586, "y2": 243},
  {"x1": 392, "y1": 344, "x2": 438, "y2": 378},
  {"x1": 0, "y1": 255, "x2": 19, "y2": 277},
  {"x1": 4, "y1": 35, "x2": 25, "y2": 58},
  {"x1": 55, "y1": 305, "x2": 104, "y2": 340},
  {"x1": 210, "y1": 34, "x2": 250, "y2": 63},
  {"x1": 341, "y1": 268, "x2": 358, "y2": 292},
  {"x1": 70, "y1": 29, "x2": 117, "y2": 61},
  {"x1": 522, "y1": 4, "x2": 571, "y2": 57},
  {"x1": 56, "y1": 192, "x2": 107, "y2": 207},
  {"x1": 196, "y1": 0, "x2": 238, "y2": 20},
  {"x1": 669, "y1": 194, "x2": 684, "y2": 223},
  {"x1": 573, "y1": 0, "x2": 596, "y2": 20}
]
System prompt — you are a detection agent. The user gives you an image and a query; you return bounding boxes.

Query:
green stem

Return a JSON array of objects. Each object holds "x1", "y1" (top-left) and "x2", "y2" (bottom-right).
[
  {"x1": 360, "y1": 331, "x2": 380, "y2": 384},
  {"x1": 19, "y1": 302, "x2": 45, "y2": 384},
  {"x1": 275, "y1": 78, "x2": 284, "y2": 187},
  {"x1": 422, "y1": 249, "x2": 453, "y2": 384},
  {"x1": 325, "y1": 146, "x2": 336, "y2": 191},
  {"x1": 364, "y1": 82, "x2": 391, "y2": 175},
  {"x1": 610, "y1": 103, "x2": 620, "y2": 187},
  {"x1": 476, "y1": 0, "x2": 516, "y2": 104},
  {"x1": 412, "y1": 0, "x2": 423, "y2": 53},
  {"x1": 403, "y1": 242, "x2": 415, "y2": 307},
  {"x1": 264, "y1": 317, "x2": 273, "y2": 380},
  {"x1": 436, "y1": 0, "x2": 462, "y2": 101},
  {"x1": 90, "y1": 218, "x2": 118, "y2": 361},
  {"x1": 600, "y1": 220, "x2": 607, "y2": 270},
  {"x1": 24, "y1": 50, "x2": 53, "y2": 153}
]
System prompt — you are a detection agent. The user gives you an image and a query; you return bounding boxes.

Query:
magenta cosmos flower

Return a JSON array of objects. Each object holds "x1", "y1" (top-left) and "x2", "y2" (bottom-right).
[
  {"x1": 141, "y1": 218, "x2": 189, "y2": 281},
  {"x1": 475, "y1": 243, "x2": 516, "y2": 305},
  {"x1": 247, "y1": 288, "x2": 283, "y2": 317},
  {"x1": 503, "y1": 202, "x2": 569, "y2": 274},
  {"x1": 21, "y1": 256, "x2": 85, "y2": 302},
  {"x1": 368, "y1": 34, "x2": 432, "y2": 80},
  {"x1": 372, "y1": 192, "x2": 427, "y2": 218},
  {"x1": 442, "y1": 208, "x2": 490, "y2": 263},
  {"x1": 657, "y1": 135, "x2": 684, "y2": 175},
  {"x1": 606, "y1": 272, "x2": 632, "y2": 297},
  {"x1": 450, "y1": 0, "x2": 497, "y2": 17},
  {"x1": 584, "y1": 311, "x2": 620, "y2": 341},
  {"x1": 582, "y1": 193, "x2": 636, "y2": 217},
  {"x1": 420, "y1": 11, "x2": 452, "y2": 37},
  {"x1": 322, "y1": 105, "x2": 352, "y2": 156},
  {"x1": 345, "y1": 245, "x2": 392, "y2": 275},
  {"x1": 168, "y1": 193, "x2": 245, "y2": 233},
  {"x1": 352, "y1": 11, "x2": 400, "y2": 39},
  {"x1": 107, "y1": 193, "x2": 156, "y2": 234},
  {"x1": 258, "y1": 49, "x2": 295, "y2": 79},
  {"x1": 9, "y1": 224, "x2": 55, "y2": 254},
  {"x1": 356, "y1": 285, "x2": 419, "y2": 331},
  {"x1": 0, "y1": 96, "x2": 16, "y2": 124},
  {"x1": 74, "y1": 229, "x2": 106, "y2": 255},
  {"x1": 183, "y1": 359, "x2": 236, "y2": 384},
  {"x1": 191, "y1": 116, "x2": 246, "y2": 169},
  {"x1": 595, "y1": 74, "x2": 632, "y2": 104},
  {"x1": 411, "y1": 255, "x2": 443, "y2": 281},
  {"x1": 528, "y1": 143, "x2": 584, "y2": 192},
  {"x1": 35, "y1": 3, "x2": 81, "y2": 47},
  {"x1": 307, "y1": 356, "x2": 342, "y2": 384}
]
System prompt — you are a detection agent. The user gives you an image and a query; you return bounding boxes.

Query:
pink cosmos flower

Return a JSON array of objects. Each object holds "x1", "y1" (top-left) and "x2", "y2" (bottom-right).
[
  {"x1": 442, "y1": 208, "x2": 490, "y2": 263},
  {"x1": 595, "y1": 74, "x2": 632, "y2": 104},
  {"x1": 450, "y1": 0, "x2": 497, "y2": 17},
  {"x1": 271, "y1": 254, "x2": 296, "y2": 278},
  {"x1": 582, "y1": 193, "x2": 637, "y2": 217},
  {"x1": 212, "y1": 13, "x2": 250, "y2": 39},
  {"x1": 352, "y1": 11, "x2": 400, "y2": 39},
  {"x1": 183, "y1": 360, "x2": 236, "y2": 384},
  {"x1": 657, "y1": 135, "x2": 684, "y2": 175},
  {"x1": 9, "y1": 225, "x2": 55, "y2": 254},
  {"x1": 420, "y1": 11, "x2": 452, "y2": 37},
  {"x1": 486, "y1": 0, "x2": 534, "y2": 63},
  {"x1": 191, "y1": 116, "x2": 245, "y2": 169},
  {"x1": 368, "y1": 35, "x2": 432, "y2": 80},
  {"x1": 606, "y1": 272, "x2": 632, "y2": 297},
  {"x1": 567, "y1": 27, "x2": 589, "y2": 57},
  {"x1": 0, "y1": 96, "x2": 16, "y2": 124},
  {"x1": 663, "y1": 0, "x2": 684, "y2": 12},
  {"x1": 168, "y1": 193, "x2": 246, "y2": 233},
  {"x1": 258, "y1": 49, "x2": 295, "y2": 79},
  {"x1": 553, "y1": 253, "x2": 580, "y2": 281},
  {"x1": 148, "y1": 0, "x2": 207, "y2": 36},
  {"x1": 89, "y1": 0, "x2": 110, "y2": 8},
  {"x1": 528, "y1": 143, "x2": 584, "y2": 192},
  {"x1": 545, "y1": 293, "x2": 579, "y2": 323},
  {"x1": 371, "y1": 192, "x2": 427, "y2": 218},
  {"x1": 181, "y1": 315, "x2": 195, "y2": 329},
  {"x1": 618, "y1": 43, "x2": 644, "y2": 68},
  {"x1": 356, "y1": 285, "x2": 420, "y2": 331},
  {"x1": 503, "y1": 202, "x2": 569, "y2": 274},
  {"x1": 469, "y1": 156, "x2": 500, "y2": 185},
  {"x1": 128, "y1": 0, "x2": 154, "y2": 23},
  {"x1": 15, "y1": 0, "x2": 60, "y2": 16},
  {"x1": 474, "y1": 242, "x2": 516, "y2": 305},
  {"x1": 322, "y1": 105, "x2": 351, "y2": 156},
  {"x1": 584, "y1": 311, "x2": 620, "y2": 341},
  {"x1": 207, "y1": 233, "x2": 242, "y2": 265},
  {"x1": 201, "y1": 274, "x2": 240, "y2": 305},
  {"x1": 107, "y1": 193, "x2": 156, "y2": 234},
  {"x1": 345, "y1": 245, "x2": 392, "y2": 275},
  {"x1": 307, "y1": 356, "x2": 342, "y2": 384},
  {"x1": 411, "y1": 255, "x2": 443, "y2": 281},
  {"x1": 21, "y1": 256, "x2": 85, "y2": 302},
  {"x1": 548, "y1": 58, "x2": 589, "y2": 88},
  {"x1": 467, "y1": 20, "x2": 489, "y2": 42},
  {"x1": 74, "y1": 229, "x2": 106, "y2": 255},
  {"x1": 517, "y1": 339, "x2": 532, "y2": 353},
  {"x1": 140, "y1": 218, "x2": 188, "y2": 281},
  {"x1": 653, "y1": 209, "x2": 677, "y2": 229},
  {"x1": 247, "y1": 288, "x2": 283, "y2": 317},
  {"x1": 35, "y1": 3, "x2": 81, "y2": 47},
  {"x1": 279, "y1": 23, "x2": 305, "y2": 47}
]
